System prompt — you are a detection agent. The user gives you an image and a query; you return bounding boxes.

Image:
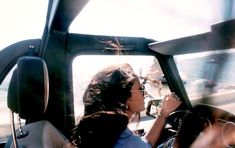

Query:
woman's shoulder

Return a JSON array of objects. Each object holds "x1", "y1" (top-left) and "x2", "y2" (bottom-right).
[{"x1": 114, "y1": 128, "x2": 151, "y2": 148}]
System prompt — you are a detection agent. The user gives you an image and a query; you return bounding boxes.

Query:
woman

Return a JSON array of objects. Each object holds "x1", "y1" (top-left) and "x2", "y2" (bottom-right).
[{"x1": 70, "y1": 63, "x2": 181, "y2": 148}]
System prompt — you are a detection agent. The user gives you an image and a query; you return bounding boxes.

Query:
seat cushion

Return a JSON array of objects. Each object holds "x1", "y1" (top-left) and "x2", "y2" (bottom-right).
[{"x1": 7, "y1": 120, "x2": 68, "y2": 148}]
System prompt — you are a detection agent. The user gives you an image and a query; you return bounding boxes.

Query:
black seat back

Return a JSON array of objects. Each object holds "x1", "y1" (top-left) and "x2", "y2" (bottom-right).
[{"x1": 5, "y1": 56, "x2": 68, "y2": 148}]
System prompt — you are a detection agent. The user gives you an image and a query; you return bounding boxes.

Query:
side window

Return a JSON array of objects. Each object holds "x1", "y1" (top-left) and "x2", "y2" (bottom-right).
[
  {"x1": 0, "y1": 66, "x2": 15, "y2": 143},
  {"x1": 72, "y1": 55, "x2": 171, "y2": 125}
]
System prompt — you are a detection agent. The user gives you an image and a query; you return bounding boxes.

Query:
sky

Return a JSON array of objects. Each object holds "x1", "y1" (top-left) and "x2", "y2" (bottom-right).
[
  {"x1": 70, "y1": 0, "x2": 226, "y2": 40},
  {"x1": 0, "y1": 0, "x2": 47, "y2": 49},
  {"x1": 1, "y1": 0, "x2": 234, "y2": 50}
]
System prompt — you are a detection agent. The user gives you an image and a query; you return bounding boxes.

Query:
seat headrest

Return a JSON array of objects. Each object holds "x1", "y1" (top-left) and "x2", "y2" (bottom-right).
[
  {"x1": 7, "y1": 69, "x2": 18, "y2": 112},
  {"x1": 7, "y1": 56, "x2": 49, "y2": 119}
]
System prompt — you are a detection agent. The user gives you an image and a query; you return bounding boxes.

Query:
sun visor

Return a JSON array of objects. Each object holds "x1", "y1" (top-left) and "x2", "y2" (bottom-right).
[{"x1": 149, "y1": 19, "x2": 235, "y2": 56}]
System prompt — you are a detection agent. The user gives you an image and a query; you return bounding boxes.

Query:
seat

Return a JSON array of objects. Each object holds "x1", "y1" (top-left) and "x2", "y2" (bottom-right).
[{"x1": 5, "y1": 56, "x2": 68, "y2": 148}]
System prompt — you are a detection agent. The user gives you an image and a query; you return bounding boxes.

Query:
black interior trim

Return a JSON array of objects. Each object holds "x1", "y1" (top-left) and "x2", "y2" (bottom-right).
[
  {"x1": 0, "y1": 39, "x2": 41, "y2": 84},
  {"x1": 47, "y1": 0, "x2": 89, "y2": 35}
]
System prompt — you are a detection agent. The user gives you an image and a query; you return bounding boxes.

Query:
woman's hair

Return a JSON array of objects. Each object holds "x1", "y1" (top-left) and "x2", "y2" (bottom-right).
[
  {"x1": 174, "y1": 105, "x2": 215, "y2": 148},
  {"x1": 70, "y1": 63, "x2": 138, "y2": 147}
]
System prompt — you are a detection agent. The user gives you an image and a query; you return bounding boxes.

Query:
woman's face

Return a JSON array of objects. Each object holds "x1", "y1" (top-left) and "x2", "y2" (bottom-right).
[{"x1": 126, "y1": 80, "x2": 145, "y2": 113}]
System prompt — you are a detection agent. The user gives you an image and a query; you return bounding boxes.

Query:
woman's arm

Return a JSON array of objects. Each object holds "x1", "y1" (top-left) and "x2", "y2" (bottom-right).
[{"x1": 145, "y1": 94, "x2": 182, "y2": 147}]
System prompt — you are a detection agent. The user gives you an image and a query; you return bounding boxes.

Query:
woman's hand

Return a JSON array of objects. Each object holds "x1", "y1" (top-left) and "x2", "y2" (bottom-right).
[
  {"x1": 145, "y1": 93, "x2": 182, "y2": 147},
  {"x1": 191, "y1": 122, "x2": 235, "y2": 148},
  {"x1": 160, "y1": 93, "x2": 182, "y2": 117}
]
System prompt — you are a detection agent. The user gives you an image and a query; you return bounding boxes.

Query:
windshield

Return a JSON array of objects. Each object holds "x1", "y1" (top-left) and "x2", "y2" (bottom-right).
[
  {"x1": 72, "y1": 55, "x2": 171, "y2": 123},
  {"x1": 0, "y1": 0, "x2": 48, "y2": 50},
  {"x1": 70, "y1": 0, "x2": 234, "y2": 41},
  {"x1": 175, "y1": 49, "x2": 235, "y2": 114}
]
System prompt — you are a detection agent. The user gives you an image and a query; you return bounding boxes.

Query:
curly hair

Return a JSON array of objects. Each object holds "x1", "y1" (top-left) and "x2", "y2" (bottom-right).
[{"x1": 70, "y1": 63, "x2": 138, "y2": 147}]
